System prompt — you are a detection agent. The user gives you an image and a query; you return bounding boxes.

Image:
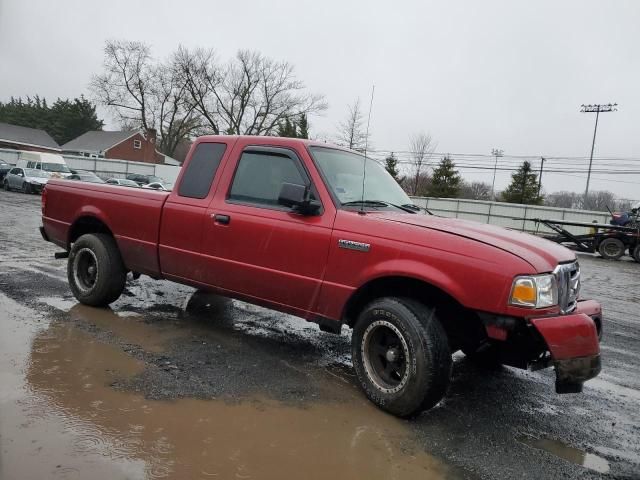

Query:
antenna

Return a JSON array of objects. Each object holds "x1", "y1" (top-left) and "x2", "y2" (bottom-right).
[{"x1": 360, "y1": 84, "x2": 375, "y2": 214}]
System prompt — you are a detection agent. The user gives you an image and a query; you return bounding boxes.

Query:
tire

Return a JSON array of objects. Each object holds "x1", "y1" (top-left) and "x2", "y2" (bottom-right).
[
  {"x1": 3, "y1": 180, "x2": 8, "y2": 191},
  {"x1": 67, "y1": 233, "x2": 126, "y2": 306},
  {"x1": 632, "y1": 244, "x2": 640, "y2": 263},
  {"x1": 351, "y1": 297, "x2": 451, "y2": 418},
  {"x1": 22, "y1": 182, "x2": 31, "y2": 194},
  {"x1": 598, "y1": 237, "x2": 625, "y2": 260}
]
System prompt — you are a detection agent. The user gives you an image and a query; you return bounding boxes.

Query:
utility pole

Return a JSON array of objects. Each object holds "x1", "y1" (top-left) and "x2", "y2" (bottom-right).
[
  {"x1": 490, "y1": 148, "x2": 504, "y2": 200},
  {"x1": 537, "y1": 157, "x2": 545, "y2": 197},
  {"x1": 580, "y1": 103, "x2": 617, "y2": 207}
]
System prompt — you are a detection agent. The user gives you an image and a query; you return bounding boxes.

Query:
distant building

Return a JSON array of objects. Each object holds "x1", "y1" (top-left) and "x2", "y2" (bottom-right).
[
  {"x1": 62, "y1": 129, "x2": 174, "y2": 164},
  {"x1": 0, "y1": 122, "x2": 61, "y2": 153}
]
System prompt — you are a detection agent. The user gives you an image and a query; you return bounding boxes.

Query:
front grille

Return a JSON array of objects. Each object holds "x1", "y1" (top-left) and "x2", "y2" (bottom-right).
[{"x1": 555, "y1": 261, "x2": 580, "y2": 313}]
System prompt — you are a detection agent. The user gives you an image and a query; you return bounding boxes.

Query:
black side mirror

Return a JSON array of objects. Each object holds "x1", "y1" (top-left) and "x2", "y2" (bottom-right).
[{"x1": 278, "y1": 182, "x2": 320, "y2": 215}]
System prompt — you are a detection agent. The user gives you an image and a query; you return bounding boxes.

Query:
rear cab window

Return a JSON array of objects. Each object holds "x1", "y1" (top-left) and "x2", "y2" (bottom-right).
[{"x1": 178, "y1": 143, "x2": 227, "y2": 199}]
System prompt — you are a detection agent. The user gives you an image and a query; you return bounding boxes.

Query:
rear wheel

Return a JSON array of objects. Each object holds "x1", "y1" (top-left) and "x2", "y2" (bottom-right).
[
  {"x1": 3, "y1": 180, "x2": 8, "y2": 191},
  {"x1": 67, "y1": 233, "x2": 126, "y2": 306},
  {"x1": 351, "y1": 297, "x2": 451, "y2": 418},
  {"x1": 632, "y1": 244, "x2": 640, "y2": 263},
  {"x1": 598, "y1": 237, "x2": 625, "y2": 260}
]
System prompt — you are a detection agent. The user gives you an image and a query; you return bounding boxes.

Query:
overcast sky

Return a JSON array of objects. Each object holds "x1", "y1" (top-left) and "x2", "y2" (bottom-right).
[{"x1": 1, "y1": 0, "x2": 638, "y2": 199}]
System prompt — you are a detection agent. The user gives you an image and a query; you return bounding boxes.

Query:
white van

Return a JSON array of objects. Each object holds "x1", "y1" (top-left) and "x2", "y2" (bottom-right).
[{"x1": 16, "y1": 151, "x2": 72, "y2": 178}]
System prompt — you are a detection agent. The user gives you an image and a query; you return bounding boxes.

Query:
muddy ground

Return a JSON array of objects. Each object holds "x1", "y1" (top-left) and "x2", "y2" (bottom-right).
[{"x1": 0, "y1": 189, "x2": 638, "y2": 480}]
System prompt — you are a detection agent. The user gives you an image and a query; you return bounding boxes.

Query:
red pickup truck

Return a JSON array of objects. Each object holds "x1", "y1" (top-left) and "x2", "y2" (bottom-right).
[{"x1": 40, "y1": 136, "x2": 602, "y2": 417}]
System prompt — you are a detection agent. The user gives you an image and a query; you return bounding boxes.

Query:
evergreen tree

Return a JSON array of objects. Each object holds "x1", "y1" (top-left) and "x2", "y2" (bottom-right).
[
  {"x1": 384, "y1": 152, "x2": 400, "y2": 181},
  {"x1": 277, "y1": 117, "x2": 297, "y2": 138},
  {"x1": 428, "y1": 155, "x2": 461, "y2": 198},
  {"x1": 501, "y1": 160, "x2": 543, "y2": 204},
  {"x1": 0, "y1": 95, "x2": 103, "y2": 145},
  {"x1": 297, "y1": 113, "x2": 309, "y2": 139}
]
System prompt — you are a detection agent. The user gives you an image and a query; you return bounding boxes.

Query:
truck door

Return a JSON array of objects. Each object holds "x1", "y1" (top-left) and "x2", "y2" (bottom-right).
[
  {"x1": 158, "y1": 141, "x2": 232, "y2": 283},
  {"x1": 202, "y1": 143, "x2": 336, "y2": 316}
]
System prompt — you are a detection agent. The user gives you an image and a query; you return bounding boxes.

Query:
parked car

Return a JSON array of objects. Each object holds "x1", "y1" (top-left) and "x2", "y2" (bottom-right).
[
  {"x1": 41, "y1": 136, "x2": 602, "y2": 418},
  {"x1": 16, "y1": 151, "x2": 72, "y2": 178},
  {"x1": 126, "y1": 173, "x2": 164, "y2": 186},
  {"x1": 68, "y1": 170, "x2": 105, "y2": 183},
  {"x1": 143, "y1": 181, "x2": 174, "y2": 191},
  {"x1": 105, "y1": 178, "x2": 141, "y2": 188},
  {"x1": 4, "y1": 167, "x2": 50, "y2": 193},
  {"x1": 0, "y1": 160, "x2": 12, "y2": 181}
]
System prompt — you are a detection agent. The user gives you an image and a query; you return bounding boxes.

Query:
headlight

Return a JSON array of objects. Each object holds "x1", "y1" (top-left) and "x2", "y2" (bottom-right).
[{"x1": 509, "y1": 274, "x2": 558, "y2": 308}]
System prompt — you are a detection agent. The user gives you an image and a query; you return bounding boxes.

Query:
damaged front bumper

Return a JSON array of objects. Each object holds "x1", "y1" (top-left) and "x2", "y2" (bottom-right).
[{"x1": 530, "y1": 299, "x2": 602, "y2": 393}]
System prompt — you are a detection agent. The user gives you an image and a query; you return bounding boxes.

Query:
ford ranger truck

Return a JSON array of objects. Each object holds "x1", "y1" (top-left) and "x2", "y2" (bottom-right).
[{"x1": 40, "y1": 136, "x2": 602, "y2": 417}]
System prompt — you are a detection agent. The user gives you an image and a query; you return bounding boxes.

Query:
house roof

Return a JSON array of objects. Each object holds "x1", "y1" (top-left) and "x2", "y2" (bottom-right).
[
  {"x1": 0, "y1": 122, "x2": 60, "y2": 150},
  {"x1": 61, "y1": 130, "x2": 139, "y2": 153}
]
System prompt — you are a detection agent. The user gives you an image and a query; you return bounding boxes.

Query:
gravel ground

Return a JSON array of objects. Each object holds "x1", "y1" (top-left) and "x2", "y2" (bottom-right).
[{"x1": 0, "y1": 189, "x2": 638, "y2": 480}]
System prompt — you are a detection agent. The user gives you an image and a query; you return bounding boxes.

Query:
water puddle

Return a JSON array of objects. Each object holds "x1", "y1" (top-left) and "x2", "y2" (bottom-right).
[
  {"x1": 517, "y1": 436, "x2": 610, "y2": 474},
  {"x1": 68, "y1": 303, "x2": 190, "y2": 353},
  {"x1": 1, "y1": 292, "x2": 458, "y2": 480}
]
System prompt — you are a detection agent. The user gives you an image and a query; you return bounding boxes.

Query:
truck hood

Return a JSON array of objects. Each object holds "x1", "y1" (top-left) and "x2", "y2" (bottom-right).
[{"x1": 375, "y1": 213, "x2": 575, "y2": 272}]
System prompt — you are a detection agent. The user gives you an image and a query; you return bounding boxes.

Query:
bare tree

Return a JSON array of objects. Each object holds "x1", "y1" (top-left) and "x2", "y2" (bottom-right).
[
  {"x1": 459, "y1": 181, "x2": 492, "y2": 200},
  {"x1": 583, "y1": 190, "x2": 617, "y2": 212},
  {"x1": 408, "y1": 132, "x2": 436, "y2": 196},
  {"x1": 336, "y1": 98, "x2": 369, "y2": 152},
  {"x1": 175, "y1": 47, "x2": 326, "y2": 136},
  {"x1": 91, "y1": 40, "x2": 200, "y2": 157},
  {"x1": 545, "y1": 191, "x2": 580, "y2": 209},
  {"x1": 91, "y1": 40, "x2": 155, "y2": 130}
]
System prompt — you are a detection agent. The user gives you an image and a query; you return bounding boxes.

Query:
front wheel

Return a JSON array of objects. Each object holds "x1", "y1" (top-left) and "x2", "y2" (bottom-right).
[
  {"x1": 598, "y1": 237, "x2": 625, "y2": 260},
  {"x1": 67, "y1": 233, "x2": 126, "y2": 306},
  {"x1": 351, "y1": 297, "x2": 451, "y2": 418},
  {"x1": 22, "y1": 182, "x2": 31, "y2": 194}
]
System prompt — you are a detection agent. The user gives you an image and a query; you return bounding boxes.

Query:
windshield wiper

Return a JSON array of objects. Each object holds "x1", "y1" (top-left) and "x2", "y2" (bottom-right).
[
  {"x1": 401, "y1": 203, "x2": 434, "y2": 215},
  {"x1": 342, "y1": 200, "x2": 417, "y2": 214}
]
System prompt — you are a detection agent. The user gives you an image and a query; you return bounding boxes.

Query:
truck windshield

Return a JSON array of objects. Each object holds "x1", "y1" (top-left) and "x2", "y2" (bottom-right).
[
  {"x1": 42, "y1": 163, "x2": 71, "y2": 173},
  {"x1": 309, "y1": 146, "x2": 412, "y2": 208}
]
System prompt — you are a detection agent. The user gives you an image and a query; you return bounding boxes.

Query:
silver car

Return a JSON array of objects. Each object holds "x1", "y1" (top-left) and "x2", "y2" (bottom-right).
[
  {"x1": 3, "y1": 167, "x2": 50, "y2": 194},
  {"x1": 105, "y1": 178, "x2": 141, "y2": 188}
]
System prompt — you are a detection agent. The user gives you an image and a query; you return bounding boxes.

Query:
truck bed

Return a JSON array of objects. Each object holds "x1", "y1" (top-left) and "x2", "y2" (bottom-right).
[{"x1": 43, "y1": 179, "x2": 170, "y2": 276}]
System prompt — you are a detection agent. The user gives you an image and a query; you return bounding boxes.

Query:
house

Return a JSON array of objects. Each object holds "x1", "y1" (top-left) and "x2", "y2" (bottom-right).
[
  {"x1": 61, "y1": 129, "x2": 172, "y2": 164},
  {"x1": 0, "y1": 122, "x2": 61, "y2": 152}
]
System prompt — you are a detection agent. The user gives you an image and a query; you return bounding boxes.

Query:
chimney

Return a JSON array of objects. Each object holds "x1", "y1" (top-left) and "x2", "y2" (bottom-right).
[{"x1": 146, "y1": 128, "x2": 157, "y2": 145}]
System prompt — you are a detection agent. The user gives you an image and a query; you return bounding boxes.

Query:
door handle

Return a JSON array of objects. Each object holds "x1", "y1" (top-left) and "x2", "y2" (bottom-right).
[{"x1": 212, "y1": 214, "x2": 230, "y2": 225}]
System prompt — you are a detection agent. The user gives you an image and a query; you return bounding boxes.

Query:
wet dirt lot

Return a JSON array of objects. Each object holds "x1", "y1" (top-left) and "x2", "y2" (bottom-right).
[{"x1": 1, "y1": 189, "x2": 638, "y2": 480}]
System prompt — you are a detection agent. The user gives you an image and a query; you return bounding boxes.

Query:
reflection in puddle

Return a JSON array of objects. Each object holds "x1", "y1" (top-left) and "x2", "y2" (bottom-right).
[
  {"x1": 1, "y1": 297, "x2": 456, "y2": 480},
  {"x1": 68, "y1": 304, "x2": 190, "y2": 353},
  {"x1": 517, "y1": 436, "x2": 610, "y2": 474}
]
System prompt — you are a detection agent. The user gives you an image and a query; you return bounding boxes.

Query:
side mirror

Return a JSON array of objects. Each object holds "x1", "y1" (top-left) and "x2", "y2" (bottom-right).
[{"x1": 278, "y1": 182, "x2": 321, "y2": 215}]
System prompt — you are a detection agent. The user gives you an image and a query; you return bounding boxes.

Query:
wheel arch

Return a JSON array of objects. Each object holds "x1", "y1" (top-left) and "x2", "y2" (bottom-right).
[
  {"x1": 342, "y1": 275, "x2": 481, "y2": 351},
  {"x1": 68, "y1": 215, "x2": 115, "y2": 248}
]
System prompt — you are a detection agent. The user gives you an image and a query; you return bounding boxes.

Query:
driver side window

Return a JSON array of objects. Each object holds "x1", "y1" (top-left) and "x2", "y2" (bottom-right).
[{"x1": 228, "y1": 151, "x2": 307, "y2": 208}]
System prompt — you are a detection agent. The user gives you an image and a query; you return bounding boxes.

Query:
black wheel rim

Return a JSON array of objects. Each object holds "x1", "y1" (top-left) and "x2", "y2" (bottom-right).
[
  {"x1": 73, "y1": 248, "x2": 99, "y2": 293},
  {"x1": 362, "y1": 320, "x2": 410, "y2": 394}
]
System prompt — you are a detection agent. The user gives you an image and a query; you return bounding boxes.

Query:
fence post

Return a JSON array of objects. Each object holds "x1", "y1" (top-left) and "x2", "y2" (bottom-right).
[
  {"x1": 523, "y1": 205, "x2": 528, "y2": 231},
  {"x1": 487, "y1": 202, "x2": 493, "y2": 224}
]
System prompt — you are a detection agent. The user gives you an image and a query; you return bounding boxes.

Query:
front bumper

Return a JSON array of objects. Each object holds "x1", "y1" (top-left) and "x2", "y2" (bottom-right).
[{"x1": 530, "y1": 299, "x2": 602, "y2": 393}]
